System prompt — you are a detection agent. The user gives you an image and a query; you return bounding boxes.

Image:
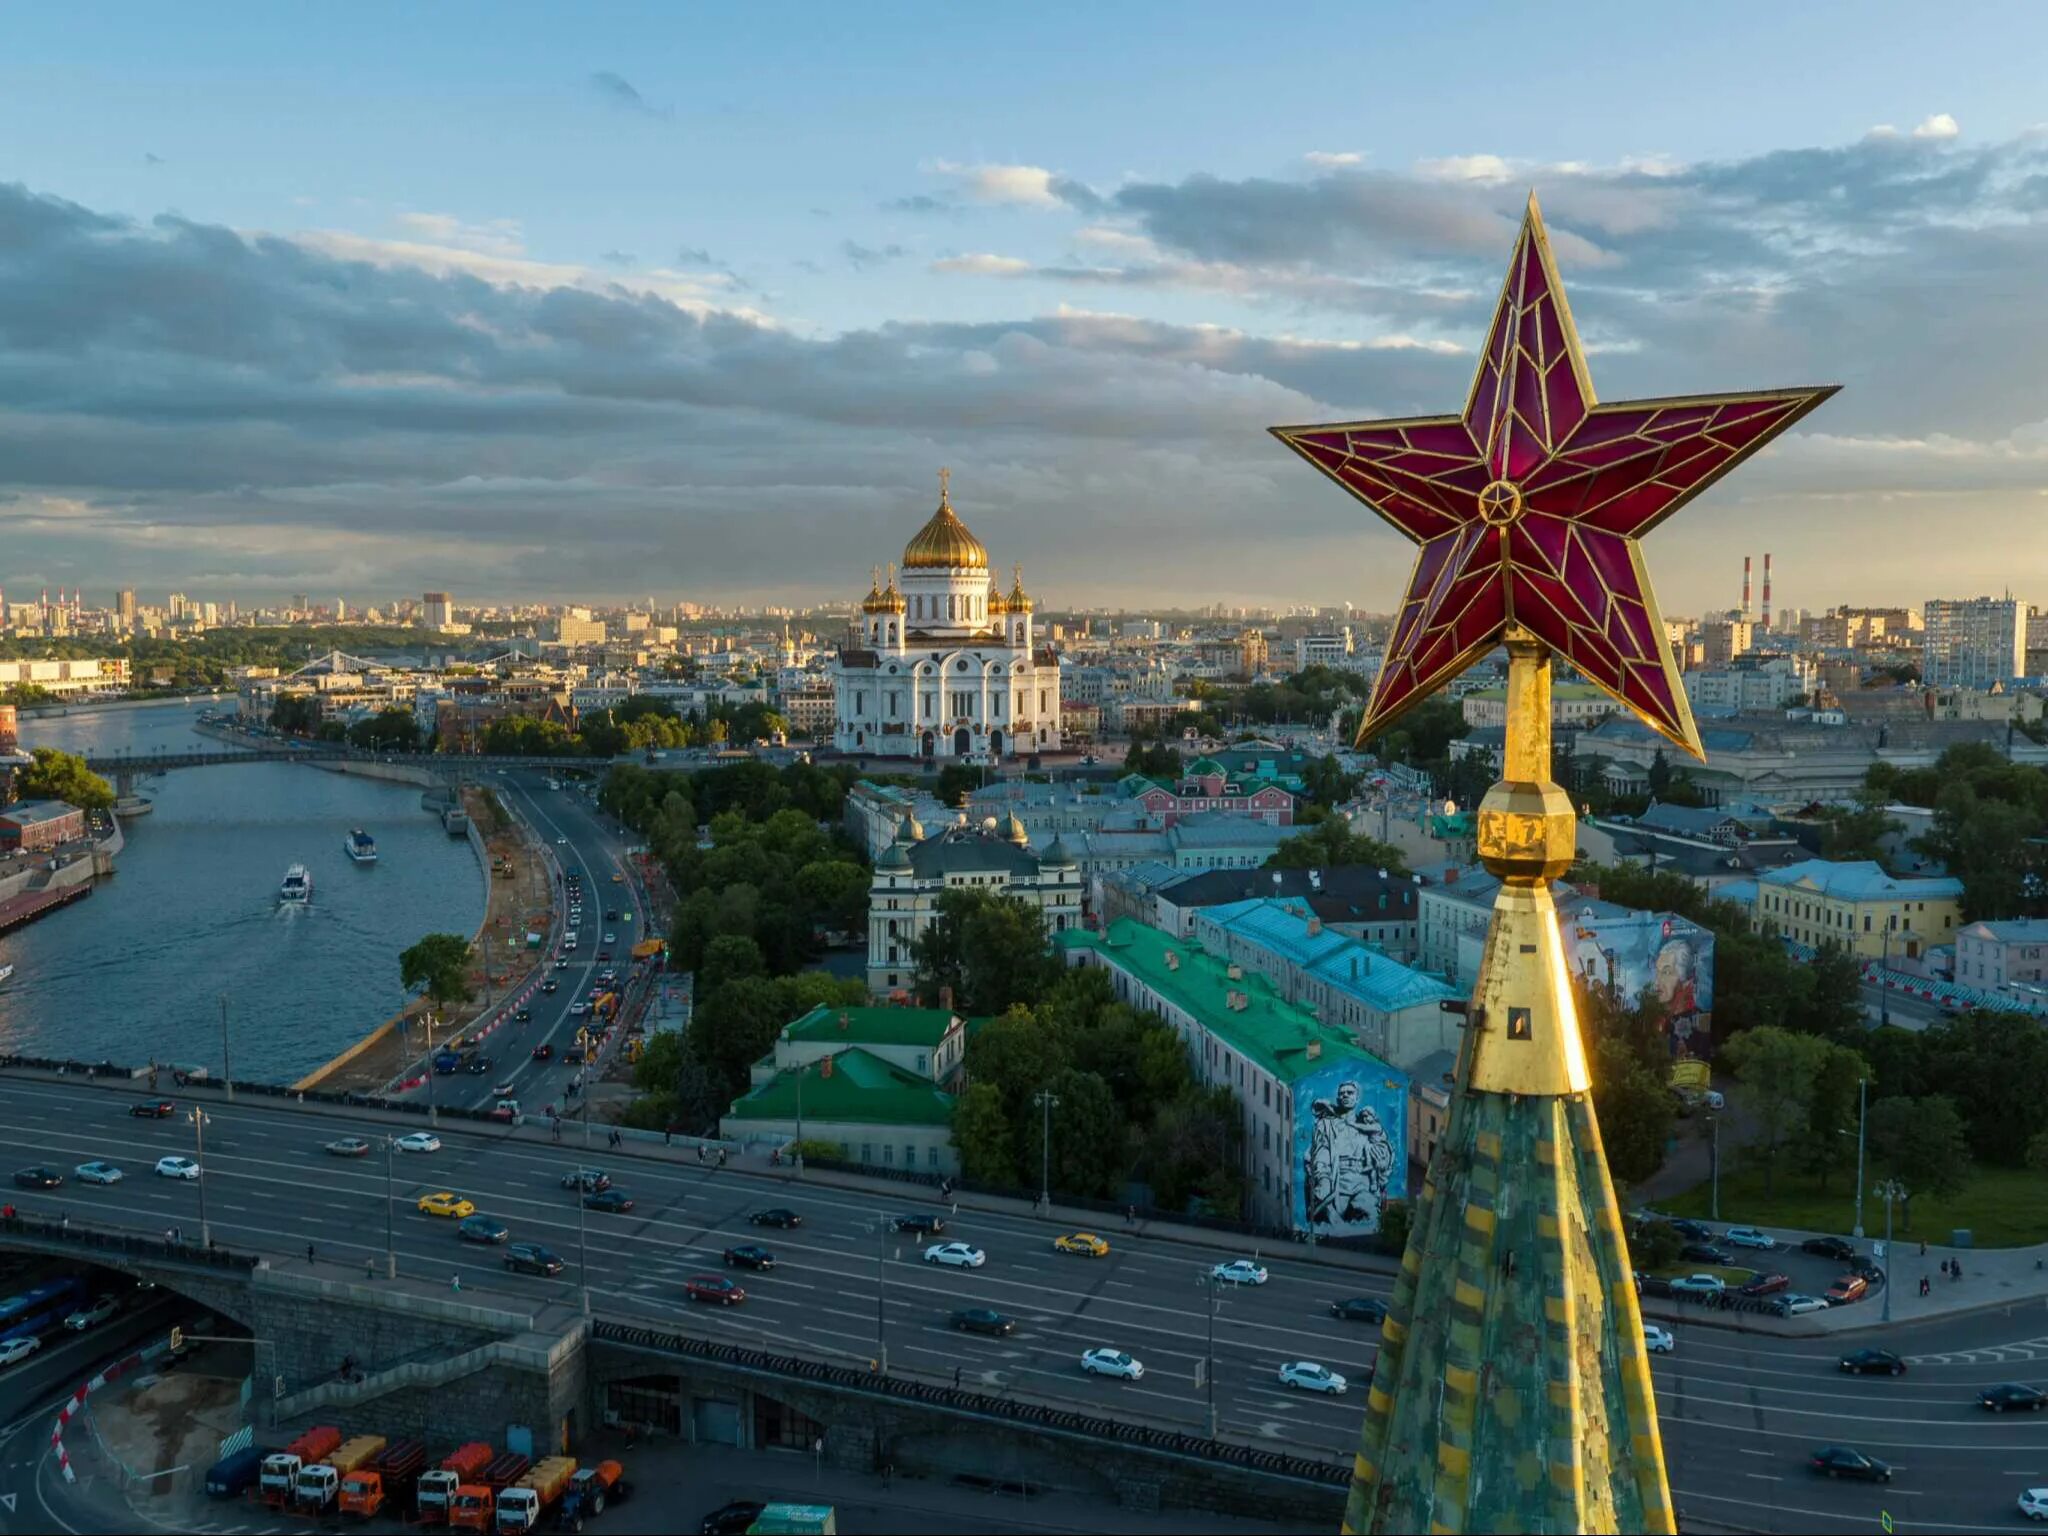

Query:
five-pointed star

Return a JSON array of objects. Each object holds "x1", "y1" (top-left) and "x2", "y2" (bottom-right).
[{"x1": 1272, "y1": 193, "x2": 1837, "y2": 759}]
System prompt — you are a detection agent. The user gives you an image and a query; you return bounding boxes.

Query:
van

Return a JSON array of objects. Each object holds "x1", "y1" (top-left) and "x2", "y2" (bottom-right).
[{"x1": 1825, "y1": 1274, "x2": 1869, "y2": 1305}]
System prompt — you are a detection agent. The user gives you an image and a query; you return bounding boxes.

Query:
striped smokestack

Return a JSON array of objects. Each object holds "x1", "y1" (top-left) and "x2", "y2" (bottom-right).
[
  {"x1": 1742, "y1": 556, "x2": 1752, "y2": 620},
  {"x1": 1762, "y1": 553, "x2": 1773, "y2": 630}
]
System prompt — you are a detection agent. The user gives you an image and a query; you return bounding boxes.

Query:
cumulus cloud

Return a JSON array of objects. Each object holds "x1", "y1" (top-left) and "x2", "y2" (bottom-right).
[
  {"x1": 930, "y1": 252, "x2": 1032, "y2": 275},
  {"x1": 1869, "y1": 112, "x2": 1961, "y2": 141},
  {"x1": 1304, "y1": 151, "x2": 1363, "y2": 169},
  {"x1": 926, "y1": 161, "x2": 1104, "y2": 210},
  {"x1": 393, "y1": 212, "x2": 525, "y2": 257},
  {"x1": 840, "y1": 239, "x2": 906, "y2": 270}
]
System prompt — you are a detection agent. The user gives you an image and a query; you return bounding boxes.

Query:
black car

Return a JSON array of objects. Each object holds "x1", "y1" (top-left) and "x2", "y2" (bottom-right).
[
  {"x1": 891, "y1": 1213, "x2": 947, "y2": 1236},
  {"x1": 1667, "y1": 1218, "x2": 1715, "y2": 1242},
  {"x1": 607, "y1": 910, "x2": 620, "y2": 921},
  {"x1": 504, "y1": 1242, "x2": 565, "y2": 1277},
  {"x1": 465, "y1": 1056, "x2": 494, "y2": 1074},
  {"x1": 1331, "y1": 1297, "x2": 1390, "y2": 1323},
  {"x1": 1839, "y1": 1349, "x2": 1905, "y2": 1376},
  {"x1": 1801, "y1": 1236, "x2": 1857, "y2": 1262},
  {"x1": 130, "y1": 1099, "x2": 176, "y2": 1119},
  {"x1": 1636, "y1": 1272, "x2": 1674, "y2": 1298},
  {"x1": 11, "y1": 1166, "x2": 63, "y2": 1189},
  {"x1": 541, "y1": 979, "x2": 559, "y2": 993},
  {"x1": 561, "y1": 1169, "x2": 611, "y2": 1192},
  {"x1": 699, "y1": 1502, "x2": 766, "y2": 1536},
  {"x1": 1980, "y1": 1382, "x2": 2048, "y2": 1411},
  {"x1": 1809, "y1": 1446, "x2": 1890, "y2": 1482},
  {"x1": 749, "y1": 1208, "x2": 802, "y2": 1229},
  {"x1": 723, "y1": 1244, "x2": 776, "y2": 1271},
  {"x1": 1680, "y1": 1243, "x2": 1733, "y2": 1265},
  {"x1": 514, "y1": 1009, "x2": 533, "y2": 1023},
  {"x1": 564, "y1": 1048, "x2": 586, "y2": 1066},
  {"x1": 584, "y1": 1188, "x2": 634, "y2": 1213},
  {"x1": 950, "y1": 1307, "x2": 1017, "y2": 1337},
  {"x1": 532, "y1": 1044, "x2": 554, "y2": 1061}
]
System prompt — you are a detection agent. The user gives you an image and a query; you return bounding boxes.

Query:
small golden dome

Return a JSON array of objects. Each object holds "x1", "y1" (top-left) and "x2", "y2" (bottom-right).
[
  {"x1": 1007, "y1": 563, "x2": 1034, "y2": 613},
  {"x1": 882, "y1": 563, "x2": 906, "y2": 612},
  {"x1": 902, "y1": 467, "x2": 989, "y2": 570},
  {"x1": 988, "y1": 583, "x2": 1009, "y2": 618},
  {"x1": 859, "y1": 567, "x2": 885, "y2": 614}
]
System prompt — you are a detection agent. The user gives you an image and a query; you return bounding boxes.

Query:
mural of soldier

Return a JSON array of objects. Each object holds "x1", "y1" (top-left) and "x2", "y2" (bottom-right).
[{"x1": 1304, "y1": 1080, "x2": 1395, "y2": 1232}]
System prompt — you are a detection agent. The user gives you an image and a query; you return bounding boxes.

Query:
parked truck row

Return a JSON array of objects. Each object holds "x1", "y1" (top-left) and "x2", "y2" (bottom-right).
[{"x1": 209, "y1": 1432, "x2": 632, "y2": 1531}]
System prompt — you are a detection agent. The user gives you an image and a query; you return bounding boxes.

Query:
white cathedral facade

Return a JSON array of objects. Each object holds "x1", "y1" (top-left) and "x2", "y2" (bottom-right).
[{"x1": 832, "y1": 472, "x2": 1062, "y2": 761}]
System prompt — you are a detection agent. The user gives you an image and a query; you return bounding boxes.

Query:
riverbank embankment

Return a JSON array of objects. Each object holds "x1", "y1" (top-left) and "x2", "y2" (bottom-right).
[{"x1": 292, "y1": 784, "x2": 552, "y2": 1093}]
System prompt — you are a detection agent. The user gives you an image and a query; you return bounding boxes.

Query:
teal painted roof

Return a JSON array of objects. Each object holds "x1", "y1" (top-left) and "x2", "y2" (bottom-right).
[
  {"x1": 1195, "y1": 898, "x2": 1459, "y2": 1013},
  {"x1": 1056, "y1": 918, "x2": 1401, "y2": 1088},
  {"x1": 783, "y1": 1004, "x2": 958, "y2": 1048},
  {"x1": 726, "y1": 1048, "x2": 956, "y2": 1126},
  {"x1": 1759, "y1": 858, "x2": 1963, "y2": 903}
]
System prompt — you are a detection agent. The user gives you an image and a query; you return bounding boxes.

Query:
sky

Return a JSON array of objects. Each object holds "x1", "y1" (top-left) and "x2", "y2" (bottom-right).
[{"x1": 4, "y1": 1, "x2": 2048, "y2": 616}]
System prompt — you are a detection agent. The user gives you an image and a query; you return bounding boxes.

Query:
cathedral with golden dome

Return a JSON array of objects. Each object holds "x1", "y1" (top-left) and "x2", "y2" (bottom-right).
[{"x1": 832, "y1": 469, "x2": 1062, "y2": 760}]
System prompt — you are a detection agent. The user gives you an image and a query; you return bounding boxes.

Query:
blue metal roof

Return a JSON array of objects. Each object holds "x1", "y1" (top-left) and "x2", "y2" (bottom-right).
[
  {"x1": 1198, "y1": 897, "x2": 1459, "y2": 1013},
  {"x1": 1758, "y1": 859, "x2": 1963, "y2": 902}
]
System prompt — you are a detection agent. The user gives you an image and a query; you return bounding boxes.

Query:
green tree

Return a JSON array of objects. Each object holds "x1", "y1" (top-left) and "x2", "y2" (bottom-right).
[
  {"x1": 1376, "y1": 1199, "x2": 1411, "y2": 1258},
  {"x1": 1123, "y1": 741, "x2": 1183, "y2": 779},
  {"x1": 1867, "y1": 1094, "x2": 1972, "y2": 1230},
  {"x1": 952, "y1": 1082, "x2": 1018, "y2": 1185},
  {"x1": 1266, "y1": 817, "x2": 1411, "y2": 875},
  {"x1": 346, "y1": 707, "x2": 421, "y2": 753},
  {"x1": 14, "y1": 747, "x2": 113, "y2": 812},
  {"x1": 1722, "y1": 1027, "x2": 1831, "y2": 1195},
  {"x1": 1800, "y1": 1042, "x2": 1869, "y2": 1193},
  {"x1": 399, "y1": 932, "x2": 474, "y2": 1012},
  {"x1": 935, "y1": 762, "x2": 982, "y2": 808},
  {"x1": 1646, "y1": 749, "x2": 1673, "y2": 800},
  {"x1": 270, "y1": 694, "x2": 320, "y2": 735},
  {"x1": 699, "y1": 934, "x2": 766, "y2": 994},
  {"x1": 1805, "y1": 946, "x2": 1869, "y2": 1042},
  {"x1": 1631, "y1": 1219, "x2": 1685, "y2": 1271},
  {"x1": 2026, "y1": 1127, "x2": 2048, "y2": 1172},
  {"x1": 912, "y1": 890, "x2": 1060, "y2": 1015},
  {"x1": 1142, "y1": 1082, "x2": 1245, "y2": 1217},
  {"x1": 1816, "y1": 802, "x2": 1899, "y2": 862}
]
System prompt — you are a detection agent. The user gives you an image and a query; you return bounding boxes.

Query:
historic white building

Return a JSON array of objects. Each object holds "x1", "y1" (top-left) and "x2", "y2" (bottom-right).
[
  {"x1": 867, "y1": 812, "x2": 1083, "y2": 996},
  {"x1": 833, "y1": 472, "x2": 1062, "y2": 760}
]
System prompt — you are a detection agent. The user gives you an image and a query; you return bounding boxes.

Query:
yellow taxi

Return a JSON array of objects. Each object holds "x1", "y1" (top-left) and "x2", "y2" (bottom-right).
[
  {"x1": 1054, "y1": 1232, "x2": 1111, "y2": 1258},
  {"x1": 417, "y1": 1191, "x2": 476, "y2": 1219}
]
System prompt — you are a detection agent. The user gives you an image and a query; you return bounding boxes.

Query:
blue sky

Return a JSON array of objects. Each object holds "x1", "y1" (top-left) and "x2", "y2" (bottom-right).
[{"x1": 2, "y1": 2, "x2": 2046, "y2": 611}]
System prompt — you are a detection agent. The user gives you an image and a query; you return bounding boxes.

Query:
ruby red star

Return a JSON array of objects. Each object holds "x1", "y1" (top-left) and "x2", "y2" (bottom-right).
[{"x1": 1273, "y1": 194, "x2": 1836, "y2": 758}]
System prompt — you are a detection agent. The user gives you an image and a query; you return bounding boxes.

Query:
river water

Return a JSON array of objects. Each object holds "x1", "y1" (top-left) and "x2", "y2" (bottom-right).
[{"x1": 0, "y1": 700, "x2": 485, "y2": 1082}]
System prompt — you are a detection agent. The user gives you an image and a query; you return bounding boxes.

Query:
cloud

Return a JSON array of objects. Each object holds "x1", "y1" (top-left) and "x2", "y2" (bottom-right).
[
  {"x1": 143, "y1": 152, "x2": 165, "y2": 167},
  {"x1": 841, "y1": 240, "x2": 906, "y2": 270},
  {"x1": 1869, "y1": 112, "x2": 1961, "y2": 142},
  {"x1": 588, "y1": 70, "x2": 663, "y2": 117},
  {"x1": 392, "y1": 212, "x2": 525, "y2": 258},
  {"x1": 930, "y1": 252, "x2": 1033, "y2": 275},
  {"x1": 599, "y1": 249, "x2": 636, "y2": 267},
  {"x1": 1303, "y1": 151, "x2": 1363, "y2": 169}
]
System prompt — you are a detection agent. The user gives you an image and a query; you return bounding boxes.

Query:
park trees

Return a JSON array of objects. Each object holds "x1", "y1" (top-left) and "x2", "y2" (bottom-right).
[
  {"x1": 399, "y1": 932, "x2": 473, "y2": 1013},
  {"x1": 15, "y1": 747, "x2": 113, "y2": 812},
  {"x1": 1266, "y1": 817, "x2": 1411, "y2": 875},
  {"x1": 1867, "y1": 1094, "x2": 1971, "y2": 1230},
  {"x1": 912, "y1": 889, "x2": 1062, "y2": 1016}
]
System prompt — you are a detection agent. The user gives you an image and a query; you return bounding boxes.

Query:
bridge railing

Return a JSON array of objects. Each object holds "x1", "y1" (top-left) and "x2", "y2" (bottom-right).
[
  {"x1": 0, "y1": 1211, "x2": 260, "y2": 1275},
  {"x1": 590, "y1": 1319, "x2": 1348, "y2": 1486}
]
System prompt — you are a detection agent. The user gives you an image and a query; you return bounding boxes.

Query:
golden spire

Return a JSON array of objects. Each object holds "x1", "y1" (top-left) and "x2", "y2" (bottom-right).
[
  {"x1": 883, "y1": 561, "x2": 905, "y2": 610},
  {"x1": 938, "y1": 465, "x2": 950, "y2": 505},
  {"x1": 1007, "y1": 561, "x2": 1034, "y2": 612},
  {"x1": 861, "y1": 566, "x2": 884, "y2": 613}
]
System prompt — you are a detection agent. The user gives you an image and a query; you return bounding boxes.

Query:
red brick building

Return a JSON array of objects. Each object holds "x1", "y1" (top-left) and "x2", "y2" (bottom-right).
[{"x1": 0, "y1": 800, "x2": 86, "y2": 851}]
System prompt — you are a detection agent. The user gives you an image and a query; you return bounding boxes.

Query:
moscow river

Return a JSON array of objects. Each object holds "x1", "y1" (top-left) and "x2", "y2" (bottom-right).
[{"x1": 0, "y1": 700, "x2": 486, "y2": 1083}]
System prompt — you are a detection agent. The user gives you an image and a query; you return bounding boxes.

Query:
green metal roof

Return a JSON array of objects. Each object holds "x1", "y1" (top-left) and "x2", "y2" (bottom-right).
[
  {"x1": 726, "y1": 1048, "x2": 957, "y2": 1127},
  {"x1": 1055, "y1": 918, "x2": 1397, "y2": 1087},
  {"x1": 782, "y1": 1004, "x2": 959, "y2": 1049}
]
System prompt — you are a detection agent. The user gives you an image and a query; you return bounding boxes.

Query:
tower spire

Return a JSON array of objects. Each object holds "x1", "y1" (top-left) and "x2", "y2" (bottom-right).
[{"x1": 938, "y1": 465, "x2": 950, "y2": 506}]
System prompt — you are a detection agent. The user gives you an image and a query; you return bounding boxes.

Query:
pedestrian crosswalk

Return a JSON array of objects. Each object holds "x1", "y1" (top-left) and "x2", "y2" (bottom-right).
[{"x1": 1907, "y1": 1334, "x2": 2048, "y2": 1366}]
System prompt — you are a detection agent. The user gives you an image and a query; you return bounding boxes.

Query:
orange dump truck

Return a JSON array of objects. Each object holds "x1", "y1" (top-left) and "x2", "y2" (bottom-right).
[
  {"x1": 449, "y1": 1451, "x2": 530, "y2": 1532},
  {"x1": 493, "y1": 1456, "x2": 576, "y2": 1533},
  {"x1": 339, "y1": 1437, "x2": 427, "y2": 1520},
  {"x1": 418, "y1": 1443, "x2": 493, "y2": 1526},
  {"x1": 259, "y1": 1425, "x2": 341, "y2": 1507},
  {"x1": 295, "y1": 1434, "x2": 386, "y2": 1514}
]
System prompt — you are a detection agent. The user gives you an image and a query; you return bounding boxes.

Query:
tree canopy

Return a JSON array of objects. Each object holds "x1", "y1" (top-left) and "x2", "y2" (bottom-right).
[
  {"x1": 399, "y1": 932, "x2": 474, "y2": 1011},
  {"x1": 16, "y1": 747, "x2": 113, "y2": 813}
]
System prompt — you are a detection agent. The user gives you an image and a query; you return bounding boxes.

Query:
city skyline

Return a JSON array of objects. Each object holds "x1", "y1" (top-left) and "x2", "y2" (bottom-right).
[{"x1": 5, "y1": 4, "x2": 2048, "y2": 610}]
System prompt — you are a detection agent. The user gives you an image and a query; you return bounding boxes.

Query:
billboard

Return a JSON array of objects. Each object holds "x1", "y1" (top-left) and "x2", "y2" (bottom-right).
[
  {"x1": 1293, "y1": 1056, "x2": 1408, "y2": 1239},
  {"x1": 1566, "y1": 909, "x2": 1715, "y2": 1056}
]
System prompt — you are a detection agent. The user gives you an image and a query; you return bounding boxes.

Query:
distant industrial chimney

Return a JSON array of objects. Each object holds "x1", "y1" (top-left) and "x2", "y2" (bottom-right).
[
  {"x1": 1762, "y1": 553, "x2": 1773, "y2": 630},
  {"x1": 1741, "y1": 556, "x2": 1752, "y2": 620}
]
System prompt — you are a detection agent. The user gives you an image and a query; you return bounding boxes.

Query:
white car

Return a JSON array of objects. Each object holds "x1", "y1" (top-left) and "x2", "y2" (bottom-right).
[
  {"x1": 394, "y1": 1132, "x2": 442, "y2": 1154},
  {"x1": 1643, "y1": 1325, "x2": 1675, "y2": 1354},
  {"x1": 2019, "y1": 1488, "x2": 2048, "y2": 1521},
  {"x1": 1723, "y1": 1227, "x2": 1776, "y2": 1250},
  {"x1": 1278, "y1": 1361, "x2": 1348, "y2": 1394},
  {"x1": 570, "y1": 1002, "x2": 589, "y2": 1016},
  {"x1": 1668, "y1": 1273, "x2": 1724, "y2": 1297},
  {"x1": 1081, "y1": 1347, "x2": 1143, "y2": 1379},
  {"x1": 923, "y1": 1242, "x2": 986, "y2": 1268},
  {"x1": 0, "y1": 1336, "x2": 41, "y2": 1367},
  {"x1": 556, "y1": 837, "x2": 568, "y2": 844},
  {"x1": 1212, "y1": 1259, "x2": 1269, "y2": 1286},
  {"x1": 74, "y1": 1162, "x2": 123, "y2": 1185},
  {"x1": 493, "y1": 1082, "x2": 518, "y2": 1100},
  {"x1": 65, "y1": 1297, "x2": 118, "y2": 1331},
  {"x1": 1780, "y1": 1293, "x2": 1829, "y2": 1316},
  {"x1": 603, "y1": 932, "x2": 616, "y2": 944},
  {"x1": 154, "y1": 1156, "x2": 201, "y2": 1180}
]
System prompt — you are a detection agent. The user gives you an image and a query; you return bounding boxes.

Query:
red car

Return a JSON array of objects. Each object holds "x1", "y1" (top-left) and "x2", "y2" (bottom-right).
[
  {"x1": 1740, "y1": 1273, "x2": 1789, "y2": 1297},
  {"x1": 531, "y1": 1044, "x2": 554, "y2": 1061},
  {"x1": 130, "y1": 1099, "x2": 176, "y2": 1119},
  {"x1": 488, "y1": 1101, "x2": 520, "y2": 1122},
  {"x1": 686, "y1": 1275, "x2": 746, "y2": 1306}
]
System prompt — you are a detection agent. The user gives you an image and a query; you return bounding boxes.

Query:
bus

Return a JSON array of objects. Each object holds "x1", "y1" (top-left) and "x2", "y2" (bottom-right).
[{"x1": 0, "y1": 1276, "x2": 85, "y2": 1342}]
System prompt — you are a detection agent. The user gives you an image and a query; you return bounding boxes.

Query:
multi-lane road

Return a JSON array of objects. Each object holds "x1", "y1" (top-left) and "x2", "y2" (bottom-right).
[
  {"x1": 0, "y1": 1074, "x2": 1387, "y2": 1462},
  {"x1": 3, "y1": 1068, "x2": 2046, "y2": 1530},
  {"x1": 388, "y1": 767, "x2": 650, "y2": 1114}
]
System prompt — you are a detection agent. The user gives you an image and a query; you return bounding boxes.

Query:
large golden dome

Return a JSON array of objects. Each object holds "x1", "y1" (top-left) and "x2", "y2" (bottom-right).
[{"x1": 902, "y1": 467, "x2": 989, "y2": 570}]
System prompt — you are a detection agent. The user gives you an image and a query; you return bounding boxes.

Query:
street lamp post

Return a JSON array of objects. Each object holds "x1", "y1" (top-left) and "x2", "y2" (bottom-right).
[
  {"x1": 189, "y1": 1109, "x2": 211, "y2": 1248},
  {"x1": 218, "y1": 994, "x2": 234, "y2": 1101},
  {"x1": 1199, "y1": 1270, "x2": 1218, "y2": 1439},
  {"x1": 578, "y1": 1095, "x2": 592, "y2": 1315},
  {"x1": 1875, "y1": 1178, "x2": 1907, "y2": 1323},
  {"x1": 1879, "y1": 923, "x2": 1891, "y2": 1029},
  {"x1": 868, "y1": 1213, "x2": 891, "y2": 1375},
  {"x1": 794, "y1": 1063, "x2": 805, "y2": 1179},
  {"x1": 1853, "y1": 1077, "x2": 1868, "y2": 1239},
  {"x1": 382, "y1": 1136, "x2": 398, "y2": 1278},
  {"x1": 1033, "y1": 1090, "x2": 1060, "y2": 1210},
  {"x1": 1707, "y1": 1110, "x2": 1720, "y2": 1224}
]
